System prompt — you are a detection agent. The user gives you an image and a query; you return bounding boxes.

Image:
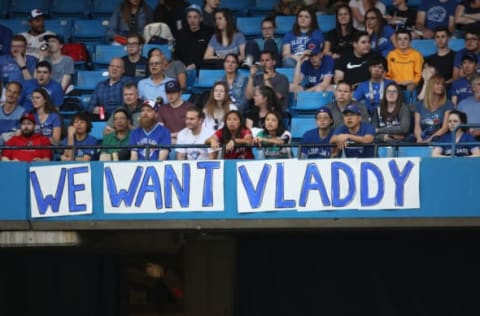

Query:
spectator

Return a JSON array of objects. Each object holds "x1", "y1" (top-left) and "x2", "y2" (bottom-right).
[
  {"x1": 323, "y1": 4, "x2": 359, "y2": 60},
  {"x1": 175, "y1": 4, "x2": 214, "y2": 70},
  {"x1": 415, "y1": 0, "x2": 456, "y2": 39},
  {"x1": 31, "y1": 88, "x2": 62, "y2": 145},
  {"x1": 349, "y1": 0, "x2": 386, "y2": 30},
  {"x1": 176, "y1": 106, "x2": 217, "y2": 160},
  {"x1": 300, "y1": 107, "x2": 338, "y2": 158},
  {"x1": 206, "y1": 110, "x2": 254, "y2": 159},
  {"x1": 138, "y1": 54, "x2": 174, "y2": 104},
  {"x1": 432, "y1": 110, "x2": 480, "y2": 157},
  {"x1": 0, "y1": 23, "x2": 13, "y2": 56},
  {"x1": 99, "y1": 108, "x2": 131, "y2": 161},
  {"x1": 246, "y1": 86, "x2": 282, "y2": 133},
  {"x1": 203, "y1": 81, "x2": 237, "y2": 131},
  {"x1": 372, "y1": 82, "x2": 410, "y2": 143},
  {"x1": 157, "y1": 80, "x2": 195, "y2": 143},
  {"x1": 0, "y1": 82, "x2": 25, "y2": 145},
  {"x1": 203, "y1": 9, "x2": 246, "y2": 63},
  {"x1": 413, "y1": 74, "x2": 453, "y2": 143},
  {"x1": 365, "y1": 8, "x2": 397, "y2": 57},
  {"x1": 244, "y1": 16, "x2": 282, "y2": 66},
  {"x1": 417, "y1": 61, "x2": 439, "y2": 101},
  {"x1": 130, "y1": 100, "x2": 171, "y2": 160},
  {"x1": 385, "y1": 0, "x2": 417, "y2": 33},
  {"x1": 386, "y1": 29, "x2": 424, "y2": 90},
  {"x1": 451, "y1": 53, "x2": 477, "y2": 106},
  {"x1": 274, "y1": 0, "x2": 301, "y2": 16},
  {"x1": 104, "y1": 83, "x2": 143, "y2": 134},
  {"x1": 89, "y1": 58, "x2": 134, "y2": 117},
  {"x1": 282, "y1": 7, "x2": 324, "y2": 67},
  {"x1": 40, "y1": 35, "x2": 75, "y2": 92},
  {"x1": 20, "y1": 61, "x2": 64, "y2": 112},
  {"x1": 326, "y1": 81, "x2": 370, "y2": 130},
  {"x1": 458, "y1": 73, "x2": 480, "y2": 140},
  {"x1": 426, "y1": 26, "x2": 455, "y2": 84},
  {"x1": 0, "y1": 35, "x2": 36, "y2": 84},
  {"x1": 330, "y1": 104, "x2": 376, "y2": 158},
  {"x1": 353, "y1": 56, "x2": 394, "y2": 115},
  {"x1": 334, "y1": 31, "x2": 378, "y2": 87},
  {"x1": 253, "y1": 111, "x2": 292, "y2": 159},
  {"x1": 152, "y1": 0, "x2": 189, "y2": 35},
  {"x1": 290, "y1": 39, "x2": 334, "y2": 93},
  {"x1": 122, "y1": 34, "x2": 148, "y2": 81},
  {"x1": 453, "y1": 28, "x2": 480, "y2": 80},
  {"x1": 1, "y1": 113, "x2": 52, "y2": 162},
  {"x1": 245, "y1": 50, "x2": 290, "y2": 110},
  {"x1": 107, "y1": 0, "x2": 153, "y2": 43},
  {"x1": 202, "y1": 0, "x2": 220, "y2": 29},
  {"x1": 454, "y1": 0, "x2": 480, "y2": 35},
  {"x1": 20, "y1": 9, "x2": 55, "y2": 59},
  {"x1": 60, "y1": 111, "x2": 98, "y2": 161},
  {"x1": 219, "y1": 53, "x2": 248, "y2": 112},
  {"x1": 147, "y1": 48, "x2": 187, "y2": 90}
]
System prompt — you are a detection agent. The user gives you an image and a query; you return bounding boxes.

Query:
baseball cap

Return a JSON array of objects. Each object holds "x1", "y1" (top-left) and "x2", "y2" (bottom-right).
[
  {"x1": 141, "y1": 99, "x2": 158, "y2": 111},
  {"x1": 29, "y1": 9, "x2": 46, "y2": 20},
  {"x1": 306, "y1": 39, "x2": 323, "y2": 55},
  {"x1": 461, "y1": 52, "x2": 478, "y2": 64},
  {"x1": 44, "y1": 34, "x2": 64, "y2": 44},
  {"x1": 20, "y1": 113, "x2": 36, "y2": 124},
  {"x1": 342, "y1": 104, "x2": 361, "y2": 115},
  {"x1": 185, "y1": 4, "x2": 203, "y2": 17},
  {"x1": 165, "y1": 80, "x2": 181, "y2": 93},
  {"x1": 316, "y1": 107, "x2": 332, "y2": 119}
]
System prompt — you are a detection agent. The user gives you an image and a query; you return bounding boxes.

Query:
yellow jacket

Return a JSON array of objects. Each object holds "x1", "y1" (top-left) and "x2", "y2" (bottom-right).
[{"x1": 385, "y1": 48, "x2": 423, "y2": 85}]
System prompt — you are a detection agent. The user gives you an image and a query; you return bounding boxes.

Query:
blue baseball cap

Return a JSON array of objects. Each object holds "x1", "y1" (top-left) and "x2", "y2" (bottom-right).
[
  {"x1": 316, "y1": 107, "x2": 332, "y2": 119},
  {"x1": 342, "y1": 104, "x2": 361, "y2": 115},
  {"x1": 185, "y1": 4, "x2": 203, "y2": 17},
  {"x1": 306, "y1": 39, "x2": 323, "y2": 55}
]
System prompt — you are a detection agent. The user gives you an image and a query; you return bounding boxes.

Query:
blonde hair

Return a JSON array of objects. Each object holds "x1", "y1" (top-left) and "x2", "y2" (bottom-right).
[{"x1": 424, "y1": 74, "x2": 446, "y2": 111}]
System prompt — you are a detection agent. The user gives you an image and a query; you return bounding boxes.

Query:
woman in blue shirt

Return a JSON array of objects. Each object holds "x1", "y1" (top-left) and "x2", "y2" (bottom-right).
[
  {"x1": 364, "y1": 8, "x2": 396, "y2": 57},
  {"x1": 220, "y1": 53, "x2": 248, "y2": 112},
  {"x1": 32, "y1": 88, "x2": 62, "y2": 145},
  {"x1": 107, "y1": 0, "x2": 153, "y2": 43}
]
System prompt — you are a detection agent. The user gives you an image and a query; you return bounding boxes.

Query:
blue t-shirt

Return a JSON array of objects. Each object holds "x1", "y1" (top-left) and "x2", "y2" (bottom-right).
[
  {"x1": 451, "y1": 77, "x2": 472, "y2": 104},
  {"x1": 370, "y1": 24, "x2": 395, "y2": 57},
  {"x1": 353, "y1": 79, "x2": 394, "y2": 114},
  {"x1": 34, "y1": 112, "x2": 62, "y2": 138},
  {"x1": 20, "y1": 79, "x2": 64, "y2": 112},
  {"x1": 415, "y1": 100, "x2": 454, "y2": 140},
  {"x1": 0, "y1": 105, "x2": 25, "y2": 137},
  {"x1": 418, "y1": 0, "x2": 456, "y2": 31},
  {"x1": 283, "y1": 30, "x2": 324, "y2": 56},
  {"x1": 129, "y1": 123, "x2": 171, "y2": 160},
  {"x1": 436, "y1": 132, "x2": 479, "y2": 156},
  {"x1": 453, "y1": 49, "x2": 480, "y2": 69},
  {"x1": 333, "y1": 122, "x2": 376, "y2": 158},
  {"x1": 207, "y1": 32, "x2": 246, "y2": 58},
  {"x1": 301, "y1": 128, "x2": 334, "y2": 158},
  {"x1": 61, "y1": 134, "x2": 98, "y2": 160},
  {"x1": 300, "y1": 55, "x2": 334, "y2": 88},
  {"x1": 0, "y1": 54, "x2": 37, "y2": 84}
]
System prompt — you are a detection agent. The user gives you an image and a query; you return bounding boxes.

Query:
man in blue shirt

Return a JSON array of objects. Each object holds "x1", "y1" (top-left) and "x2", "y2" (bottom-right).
[
  {"x1": 452, "y1": 28, "x2": 480, "y2": 80},
  {"x1": 451, "y1": 53, "x2": 477, "y2": 106},
  {"x1": 0, "y1": 81, "x2": 25, "y2": 145},
  {"x1": 415, "y1": 0, "x2": 456, "y2": 39},
  {"x1": 331, "y1": 104, "x2": 376, "y2": 158},
  {"x1": 300, "y1": 107, "x2": 337, "y2": 158},
  {"x1": 0, "y1": 35, "x2": 37, "y2": 84}
]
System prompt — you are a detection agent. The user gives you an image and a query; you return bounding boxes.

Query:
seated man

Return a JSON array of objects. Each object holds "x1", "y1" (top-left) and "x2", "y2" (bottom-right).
[
  {"x1": 60, "y1": 112, "x2": 98, "y2": 161},
  {"x1": 176, "y1": 106, "x2": 217, "y2": 160},
  {"x1": 0, "y1": 35, "x2": 37, "y2": 84},
  {"x1": 100, "y1": 108, "x2": 131, "y2": 161},
  {"x1": 1, "y1": 112, "x2": 52, "y2": 162},
  {"x1": 290, "y1": 39, "x2": 334, "y2": 93},
  {"x1": 0, "y1": 81, "x2": 25, "y2": 145},
  {"x1": 130, "y1": 100, "x2": 171, "y2": 161},
  {"x1": 300, "y1": 108, "x2": 337, "y2": 159},
  {"x1": 104, "y1": 83, "x2": 143, "y2": 134},
  {"x1": 458, "y1": 73, "x2": 480, "y2": 140},
  {"x1": 20, "y1": 61, "x2": 64, "y2": 112},
  {"x1": 452, "y1": 28, "x2": 480, "y2": 80},
  {"x1": 20, "y1": 9, "x2": 55, "y2": 59},
  {"x1": 330, "y1": 104, "x2": 376, "y2": 158},
  {"x1": 138, "y1": 54, "x2": 174, "y2": 104},
  {"x1": 40, "y1": 34, "x2": 75, "y2": 92},
  {"x1": 244, "y1": 16, "x2": 282, "y2": 66},
  {"x1": 451, "y1": 53, "x2": 477, "y2": 106},
  {"x1": 122, "y1": 33, "x2": 148, "y2": 81}
]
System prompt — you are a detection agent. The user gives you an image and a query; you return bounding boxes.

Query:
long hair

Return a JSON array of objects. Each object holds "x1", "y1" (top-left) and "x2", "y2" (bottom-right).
[
  {"x1": 379, "y1": 82, "x2": 402, "y2": 122},
  {"x1": 256, "y1": 85, "x2": 282, "y2": 112},
  {"x1": 293, "y1": 7, "x2": 319, "y2": 36},
  {"x1": 204, "y1": 81, "x2": 231, "y2": 118},
  {"x1": 335, "y1": 3, "x2": 354, "y2": 37},
  {"x1": 221, "y1": 110, "x2": 245, "y2": 143},
  {"x1": 121, "y1": 0, "x2": 148, "y2": 25},
  {"x1": 215, "y1": 9, "x2": 237, "y2": 47},
  {"x1": 262, "y1": 111, "x2": 286, "y2": 137},
  {"x1": 365, "y1": 8, "x2": 386, "y2": 52},
  {"x1": 424, "y1": 74, "x2": 447, "y2": 111},
  {"x1": 32, "y1": 88, "x2": 58, "y2": 114}
]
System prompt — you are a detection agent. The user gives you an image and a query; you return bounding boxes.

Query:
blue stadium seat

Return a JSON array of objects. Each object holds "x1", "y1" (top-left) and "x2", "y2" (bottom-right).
[
  {"x1": 50, "y1": 0, "x2": 90, "y2": 18},
  {"x1": 290, "y1": 117, "x2": 317, "y2": 140},
  {"x1": 72, "y1": 19, "x2": 108, "y2": 43},
  {"x1": 411, "y1": 39, "x2": 436, "y2": 57},
  {"x1": 250, "y1": 0, "x2": 278, "y2": 16},
  {"x1": 236, "y1": 16, "x2": 264, "y2": 39},
  {"x1": 294, "y1": 91, "x2": 333, "y2": 112},
  {"x1": 276, "y1": 67, "x2": 295, "y2": 82},
  {"x1": 449, "y1": 38, "x2": 465, "y2": 52},
  {"x1": 275, "y1": 15, "x2": 295, "y2": 36},
  {"x1": 90, "y1": 0, "x2": 118, "y2": 18},
  {"x1": 10, "y1": 0, "x2": 50, "y2": 18},
  {"x1": 75, "y1": 70, "x2": 109, "y2": 91},
  {"x1": 45, "y1": 19, "x2": 73, "y2": 42},
  {"x1": 218, "y1": 0, "x2": 254, "y2": 16},
  {"x1": 142, "y1": 44, "x2": 171, "y2": 60},
  {"x1": 94, "y1": 44, "x2": 126, "y2": 67},
  {"x1": 194, "y1": 69, "x2": 224, "y2": 89},
  {"x1": 0, "y1": 18, "x2": 28, "y2": 34},
  {"x1": 0, "y1": 0, "x2": 9, "y2": 18},
  {"x1": 317, "y1": 14, "x2": 336, "y2": 33},
  {"x1": 91, "y1": 121, "x2": 107, "y2": 142},
  {"x1": 397, "y1": 146, "x2": 432, "y2": 157},
  {"x1": 144, "y1": 0, "x2": 158, "y2": 10}
]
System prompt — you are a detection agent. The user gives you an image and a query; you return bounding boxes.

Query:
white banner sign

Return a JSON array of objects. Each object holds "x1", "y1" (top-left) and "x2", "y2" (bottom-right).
[{"x1": 236, "y1": 158, "x2": 420, "y2": 213}]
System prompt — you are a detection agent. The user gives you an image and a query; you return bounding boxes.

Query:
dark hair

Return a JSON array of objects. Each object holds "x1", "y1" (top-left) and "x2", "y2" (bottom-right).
[
  {"x1": 147, "y1": 47, "x2": 163, "y2": 59},
  {"x1": 336, "y1": 80, "x2": 352, "y2": 91},
  {"x1": 293, "y1": 7, "x2": 319, "y2": 36},
  {"x1": 335, "y1": 3, "x2": 354, "y2": 38},
  {"x1": 186, "y1": 106, "x2": 205, "y2": 120},
  {"x1": 215, "y1": 9, "x2": 237, "y2": 47},
  {"x1": 126, "y1": 33, "x2": 145, "y2": 45},
  {"x1": 113, "y1": 108, "x2": 132, "y2": 121},
  {"x1": 11, "y1": 34, "x2": 27, "y2": 45},
  {"x1": 257, "y1": 85, "x2": 281, "y2": 112},
  {"x1": 365, "y1": 8, "x2": 388, "y2": 51},
  {"x1": 262, "y1": 16, "x2": 276, "y2": 28},
  {"x1": 123, "y1": 83, "x2": 138, "y2": 91},
  {"x1": 449, "y1": 110, "x2": 468, "y2": 132},
  {"x1": 262, "y1": 111, "x2": 286, "y2": 137},
  {"x1": 36, "y1": 60, "x2": 52, "y2": 73},
  {"x1": 32, "y1": 88, "x2": 57, "y2": 114},
  {"x1": 120, "y1": 0, "x2": 150, "y2": 28},
  {"x1": 221, "y1": 110, "x2": 245, "y2": 143},
  {"x1": 433, "y1": 26, "x2": 451, "y2": 36},
  {"x1": 353, "y1": 31, "x2": 369, "y2": 43},
  {"x1": 71, "y1": 111, "x2": 92, "y2": 133},
  {"x1": 379, "y1": 82, "x2": 403, "y2": 122},
  {"x1": 223, "y1": 53, "x2": 240, "y2": 72},
  {"x1": 368, "y1": 55, "x2": 387, "y2": 69},
  {"x1": 6, "y1": 81, "x2": 22, "y2": 92},
  {"x1": 395, "y1": 28, "x2": 412, "y2": 41},
  {"x1": 260, "y1": 49, "x2": 276, "y2": 60}
]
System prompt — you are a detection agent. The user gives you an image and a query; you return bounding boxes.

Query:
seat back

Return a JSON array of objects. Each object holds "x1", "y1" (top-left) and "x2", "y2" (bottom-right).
[
  {"x1": 94, "y1": 45, "x2": 125, "y2": 67},
  {"x1": 317, "y1": 14, "x2": 336, "y2": 33},
  {"x1": 76, "y1": 70, "x2": 109, "y2": 91},
  {"x1": 142, "y1": 44, "x2": 171, "y2": 60},
  {"x1": 236, "y1": 16, "x2": 264, "y2": 38},
  {"x1": 275, "y1": 16, "x2": 295, "y2": 36},
  {"x1": 51, "y1": 0, "x2": 90, "y2": 18},
  {"x1": 72, "y1": 19, "x2": 108, "y2": 43},
  {"x1": 195, "y1": 69, "x2": 224, "y2": 88},
  {"x1": 411, "y1": 39, "x2": 436, "y2": 57},
  {"x1": 294, "y1": 91, "x2": 334, "y2": 112},
  {"x1": 290, "y1": 117, "x2": 317, "y2": 140}
]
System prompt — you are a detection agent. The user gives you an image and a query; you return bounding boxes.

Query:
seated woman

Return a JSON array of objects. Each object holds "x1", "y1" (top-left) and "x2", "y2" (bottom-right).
[
  {"x1": 323, "y1": 4, "x2": 359, "y2": 60},
  {"x1": 413, "y1": 74, "x2": 453, "y2": 143},
  {"x1": 107, "y1": 0, "x2": 153, "y2": 43},
  {"x1": 246, "y1": 86, "x2": 282, "y2": 134},
  {"x1": 219, "y1": 53, "x2": 249, "y2": 112},
  {"x1": 147, "y1": 48, "x2": 187, "y2": 91},
  {"x1": 206, "y1": 110, "x2": 254, "y2": 159},
  {"x1": 349, "y1": 0, "x2": 386, "y2": 31},
  {"x1": 373, "y1": 82, "x2": 411, "y2": 143},
  {"x1": 432, "y1": 110, "x2": 480, "y2": 157},
  {"x1": 364, "y1": 8, "x2": 396, "y2": 57},
  {"x1": 253, "y1": 111, "x2": 292, "y2": 159},
  {"x1": 60, "y1": 112, "x2": 98, "y2": 161},
  {"x1": 203, "y1": 81, "x2": 237, "y2": 131},
  {"x1": 31, "y1": 88, "x2": 62, "y2": 145},
  {"x1": 300, "y1": 107, "x2": 337, "y2": 158}
]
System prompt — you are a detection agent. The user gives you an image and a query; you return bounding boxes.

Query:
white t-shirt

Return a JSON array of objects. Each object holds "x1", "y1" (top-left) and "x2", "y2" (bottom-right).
[
  {"x1": 20, "y1": 30, "x2": 55, "y2": 59},
  {"x1": 203, "y1": 103, "x2": 238, "y2": 131},
  {"x1": 349, "y1": 0, "x2": 386, "y2": 30},
  {"x1": 176, "y1": 126, "x2": 216, "y2": 160}
]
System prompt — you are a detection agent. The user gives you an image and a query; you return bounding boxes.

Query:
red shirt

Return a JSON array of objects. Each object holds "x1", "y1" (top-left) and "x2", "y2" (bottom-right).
[
  {"x1": 214, "y1": 127, "x2": 254, "y2": 159},
  {"x1": 2, "y1": 134, "x2": 52, "y2": 162}
]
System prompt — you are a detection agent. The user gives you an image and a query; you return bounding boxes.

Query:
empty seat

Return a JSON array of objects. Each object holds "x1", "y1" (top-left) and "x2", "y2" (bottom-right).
[
  {"x1": 10, "y1": 0, "x2": 49, "y2": 18},
  {"x1": 0, "y1": 18, "x2": 28, "y2": 34},
  {"x1": 317, "y1": 14, "x2": 336, "y2": 33},
  {"x1": 72, "y1": 19, "x2": 109, "y2": 43},
  {"x1": 275, "y1": 16, "x2": 295, "y2": 36},
  {"x1": 250, "y1": 0, "x2": 278, "y2": 16},
  {"x1": 90, "y1": 0, "x2": 119, "y2": 18},
  {"x1": 94, "y1": 44, "x2": 125, "y2": 67},
  {"x1": 218, "y1": 0, "x2": 254, "y2": 16},
  {"x1": 290, "y1": 117, "x2": 317, "y2": 140},
  {"x1": 294, "y1": 91, "x2": 334, "y2": 112},
  {"x1": 194, "y1": 69, "x2": 224, "y2": 89},
  {"x1": 45, "y1": 19, "x2": 73, "y2": 42},
  {"x1": 75, "y1": 70, "x2": 109, "y2": 91},
  {"x1": 448, "y1": 38, "x2": 465, "y2": 52},
  {"x1": 236, "y1": 16, "x2": 264, "y2": 38},
  {"x1": 411, "y1": 39, "x2": 436, "y2": 57},
  {"x1": 50, "y1": 0, "x2": 90, "y2": 18},
  {"x1": 276, "y1": 67, "x2": 295, "y2": 82}
]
